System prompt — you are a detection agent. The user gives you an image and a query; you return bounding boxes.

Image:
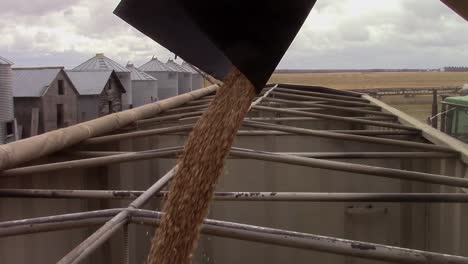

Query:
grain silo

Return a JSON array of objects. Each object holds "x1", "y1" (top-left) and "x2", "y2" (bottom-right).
[
  {"x1": 139, "y1": 57, "x2": 178, "y2": 100},
  {"x1": 127, "y1": 63, "x2": 158, "y2": 107},
  {"x1": 0, "y1": 56, "x2": 14, "y2": 144},
  {"x1": 181, "y1": 62, "x2": 204, "y2": 90},
  {"x1": 166, "y1": 59, "x2": 192, "y2": 94},
  {"x1": 73, "y1": 53, "x2": 133, "y2": 108}
]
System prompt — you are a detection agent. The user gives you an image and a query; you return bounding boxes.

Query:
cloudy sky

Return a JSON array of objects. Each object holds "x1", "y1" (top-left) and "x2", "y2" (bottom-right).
[{"x1": 1, "y1": 0, "x2": 468, "y2": 69}]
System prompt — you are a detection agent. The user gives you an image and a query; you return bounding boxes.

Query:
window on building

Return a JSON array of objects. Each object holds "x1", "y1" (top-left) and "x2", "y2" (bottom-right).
[
  {"x1": 168, "y1": 72, "x2": 176, "y2": 79},
  {"x1": 5, "y1": 121, "x2": 14, "y2": 136},
  {"x1": 58, "y1": 80, "x2": 64, "y2": 95},
  {"x1": 184, "y1": 73, "x2": 190, "y2": 77},
  {"x1": 56, "y1": 104, "x2": 64, "y2": 128},
  {"x1": 108, "y1": 101, "x2": 113, "y2": 114},
  {"x1": 108, "y1": 81, "x2": 112, "y2": 90}
]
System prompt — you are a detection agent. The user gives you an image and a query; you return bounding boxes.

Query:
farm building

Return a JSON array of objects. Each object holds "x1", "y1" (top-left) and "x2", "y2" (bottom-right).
[
  {"x1": 0, "y1": 56, "x2": 14, "y2": 144},
  {"x1": 12, "y1": 67, "x2": 78, "y2": 138},
  {"x1": 139, "y1": 57, "x2": 178, "y2": 100},
  {"x1": 66, "y1": 70, "x2": 126, "y2": 122},
  {"x1": 180, "y1": 61, "x2": 204, "y2": 90},
  {"x1": 1, "y1": 84, "x2": 468, "y2": 263},
  {"x1": 166, "y1": 59, "x2": 192, "y2": 94},
  {"x1": 73, "y1": 53, "x2": 133, "y2": 108},
  {"x1": 126, "y1": 63, "x2": 158, "y2": 107}
]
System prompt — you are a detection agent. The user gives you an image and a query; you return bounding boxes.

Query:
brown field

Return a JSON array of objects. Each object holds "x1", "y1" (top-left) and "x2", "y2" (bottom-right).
[
  {"x1": 269, "y1": 72, "x2": 468, "y2": 90},
  {"x1": 268, "y1": 71, "x2": 468, "y2": 123}
]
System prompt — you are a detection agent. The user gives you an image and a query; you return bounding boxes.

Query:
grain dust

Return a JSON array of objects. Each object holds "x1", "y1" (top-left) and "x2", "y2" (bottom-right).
[{"x1": 147, "y1": 68, "x2": 256, "y2": 264}]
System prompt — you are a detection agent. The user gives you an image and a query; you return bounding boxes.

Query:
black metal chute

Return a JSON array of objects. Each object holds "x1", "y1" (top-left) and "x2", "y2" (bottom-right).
[
  {"x1": 441, "y1": 0, "x2": 468, "y2": 22},
  {"x1": 114, "y1": 0, "x2": 317, "y2": 92}
]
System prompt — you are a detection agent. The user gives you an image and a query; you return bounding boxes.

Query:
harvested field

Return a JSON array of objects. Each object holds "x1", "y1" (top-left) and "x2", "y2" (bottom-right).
[
  {"x1": 269, "y1": 72, "x2": 468, "y2": 90},
  {"x1": 268, "y1": 71, "x2": 467, "y2": 123},
  {"x1": 381, "y1": 95, "x2": 439, "y2": 123}
]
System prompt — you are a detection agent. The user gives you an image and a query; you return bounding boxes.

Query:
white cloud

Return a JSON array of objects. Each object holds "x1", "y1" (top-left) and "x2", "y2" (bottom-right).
[
  {"x1": 280, "y1": 0, "x2": 468, "y2": 68},
  {"x1": 1, "y1": 0, "x2": 468, "y2": 69}
]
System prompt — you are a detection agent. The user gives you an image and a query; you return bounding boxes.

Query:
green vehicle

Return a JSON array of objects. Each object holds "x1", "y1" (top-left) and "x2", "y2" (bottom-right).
[{"x1": 442, "y1": 95, "x2": 468, "y2": 142}]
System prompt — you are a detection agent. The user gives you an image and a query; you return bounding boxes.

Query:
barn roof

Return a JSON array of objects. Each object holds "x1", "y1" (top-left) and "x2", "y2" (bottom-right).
[
  {"x1": 139, "y1": 57, "x2": 176, "y2": 72},
  {"x1": 12, "y1": 67, "x2": 63, "y2": 97},
  {"x1": 73, "y1": 53, "x2": 130, "y2": 73},
  {"x1": 126, "y1": 63, "x2": 157, "y2": 81},
  {"x1": 66, "y1": 70, "x2": 126, "y2": 95},
  {"x1": 0, "y1": 56, "x2": 13, "y2": 65}
]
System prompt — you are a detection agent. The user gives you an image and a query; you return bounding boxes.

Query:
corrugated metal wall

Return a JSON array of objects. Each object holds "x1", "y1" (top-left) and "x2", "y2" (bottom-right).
[
  {"x1": 0, "y1": 62, "x2": 13, "y2": 144},
  {"x1": 144, "y1": 72, "x2": 178, "y2": 100},
  {"x1": 132, "y1": 80, "x2": 158, "y2": 107}
]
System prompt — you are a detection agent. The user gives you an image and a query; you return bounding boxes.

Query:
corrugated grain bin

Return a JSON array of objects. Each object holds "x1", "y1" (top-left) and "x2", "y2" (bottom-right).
[
  {"x1": 73, "y1": 53, "x2": 132, "y2": 107},
  {"x1": 0, "y1": 56, "x2": 14, "y2": 144},
  {"x1": 139, "y1": 57, "x2": 178, "y2": 100},
  {"x1": 181, "y1": 62, "x2": 204, "y2": 90},
  {"x1": 166, "y1": 59, "x2": 192, "y2": 94},
  {"x1": 127, "y1": 63, "x2": 158, "y2": 107}
]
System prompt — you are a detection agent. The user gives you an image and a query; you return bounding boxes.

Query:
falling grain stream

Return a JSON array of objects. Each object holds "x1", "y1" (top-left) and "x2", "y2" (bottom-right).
[{"x1": 147, "y1": 68, "x2": 256, "y2": 264}]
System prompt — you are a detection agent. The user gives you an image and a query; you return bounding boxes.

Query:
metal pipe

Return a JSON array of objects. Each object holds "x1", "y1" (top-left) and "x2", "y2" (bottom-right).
[
  {"x1": 263, "y1": 97, "x2": 394, "y2": 117},
  {"x1": 3, "y1": 208, "x2": 466, "y2": 263},
  {"x1": 274, "y1": 87, "x2": 369, "y2": 102},
  {"x1": 1, "y1": 147, "x2": 183, "y2": 177},
  {"x1": 250, "y1": 84, "x2": 277, "y2": 107},
  {"x1": 163, "y1": 104, "x2": 209, "y2": 114},
  {"x1": 270, "y1": 91, "x2": 378, "y2": 108},
  {"x1": 281, "y1": 151, "x2": 455, "y2": 159},
  {"x1": 7, "y1": 143, "x2": 453, "y2": 177},
  {"x1": 137, "y1": 111, "x2": 204, "y2": 125},
  {"x1": 0, "y1": 209, "x2": 123, "y2": 237},
  {"x1": 243, "y1": 121, "x2": 453, "y2": 152},
  {"x1": 182, "y1": 115, "x2": 397, "y2": 123},
  {"x1": 130, "y1": 209, "x2": 468, "y2": 264},
  {"x1": 0, "y1": 85, "x2": 217, "y2": 171},
  {"x1": 152, "y1": 129, "x2": 418, "y2": 137},
  {"x1": 229, "y1": 148, "x2": 468, "y2": 188},
  {"x1": 431, "y1": 90, "x2": 438, "y2": 129},
  {"x1": 65, "y1": 150, "x2": 454, "y2": 159},
  {"x1": 64, "y1": 151, "x2": 132, "y2": 158},
  {"x1": 238, "y1": 130, "x2": 418, "y2": 136},
  {"x1": 245, "y1": 116, "x2": 396, "y2": 122},
  {"x1": 0, "y1": 208, "x2": 122, "y2": 228},
  {"x1": 2, "y1": 189, "x2": 468, "y2": 203},
  {"x1": 0, "y1": 218, "x2": 108, "y2": 238},
  {"x1": 252, "y1": 105, "x2": 419, "y2": 131},
  {"x1": 57, "y1": 168, "x2": 176, "y2": 264},
  {"x1": 81, "y1": 124, "x2": 194, "y2": 145},
  {"x1": 277, "y1": 84, "x2": 365, "y2": 97},
  {"x1": 185, "y1": 98, "x2": 213, "y2": 106}
]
